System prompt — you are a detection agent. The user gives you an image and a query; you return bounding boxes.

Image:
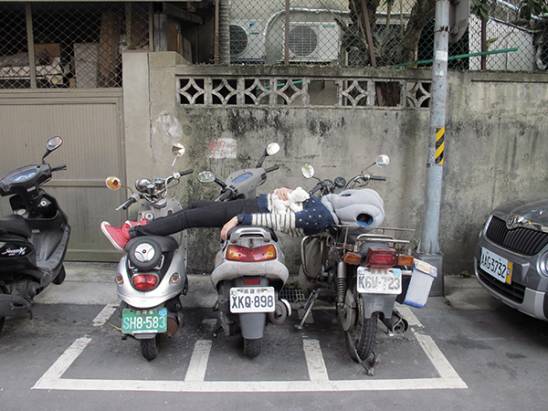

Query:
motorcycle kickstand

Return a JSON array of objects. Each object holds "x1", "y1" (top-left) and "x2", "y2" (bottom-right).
[{"x1": 294, "y1": 289, "x2": 319, "y2": 330}]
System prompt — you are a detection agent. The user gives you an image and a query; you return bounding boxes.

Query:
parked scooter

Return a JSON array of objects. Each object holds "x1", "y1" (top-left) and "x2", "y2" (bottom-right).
[
  {"x1": 0, "y1": 137, "x2": 70, "y2": 334},
  {"x1": 296, "y1": 156, "x2": 436, "y2": 374},
  {"x1": 104, "y1": 144, "x2": 193, "y2": 360},
  {"x1": 198, "y1": 143, "x2": 291, "y2": 358}
]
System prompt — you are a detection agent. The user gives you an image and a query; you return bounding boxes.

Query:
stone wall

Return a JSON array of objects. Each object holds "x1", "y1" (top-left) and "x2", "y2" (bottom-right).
[{"x1": 123, "y1": 52, "x2": 548, "y2": 277}]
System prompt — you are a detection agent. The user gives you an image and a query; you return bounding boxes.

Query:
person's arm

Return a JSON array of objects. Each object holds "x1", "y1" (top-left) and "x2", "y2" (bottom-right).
[{"x1": 237, "y1": 211, "x2": 304, "y2": 237}]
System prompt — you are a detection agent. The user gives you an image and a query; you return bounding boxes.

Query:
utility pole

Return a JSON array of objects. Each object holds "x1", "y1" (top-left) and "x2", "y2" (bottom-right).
[{"x1": 418, "y1": 0, "x2": 450, "y2": 296}]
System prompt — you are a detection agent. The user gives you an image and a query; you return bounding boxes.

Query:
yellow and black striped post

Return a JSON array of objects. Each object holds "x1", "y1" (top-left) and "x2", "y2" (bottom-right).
[{"x1": 435, "y1": 127, "x2": 445, "y2": 166}]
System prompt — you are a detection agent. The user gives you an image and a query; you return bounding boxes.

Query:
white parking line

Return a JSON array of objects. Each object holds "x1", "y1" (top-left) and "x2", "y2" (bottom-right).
[
  {"x1": 33, "y1": 336, "x2": 92, "y2": 388},
  {"x1": 396, "y1": 305, "x2": 424, "y2": 328},
  {"x1": 302, "y1": 339, "x2": 329, "y2": 381},
  {"x1": 32, "y1": 331, "x2": 467, "y2": 392},
  {"x1": 92, "y1": 304, "x2": 119, "y2": 327},
  {"x1": 413, "y1": 331, "x2": 462, "y2": 381},
  {"x1": 184, "y1": 340, "x2": 212, "y2": 382}
]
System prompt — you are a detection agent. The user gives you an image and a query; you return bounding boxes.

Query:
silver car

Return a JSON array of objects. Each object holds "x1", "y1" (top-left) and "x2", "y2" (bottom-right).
[{"x1": 475, "y1": 199, "x2": 548, "y2": 321}]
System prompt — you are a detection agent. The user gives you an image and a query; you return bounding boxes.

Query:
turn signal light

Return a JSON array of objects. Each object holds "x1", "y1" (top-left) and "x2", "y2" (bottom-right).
[
  {"x1": 343, "y1": 252, "x2": 362, "y2": 266},
  {"x1": 396, "y1": 255, "x2": 414, "y2": 267},
  {"x1": 226, "y1": 244, "x2": 277, "y2": 262},
  {"x1": 132, "y1": 273, "x2": 159, "y2": 291},
  {"x1": 366, "y1": 248, "x2": 397, "y2": 268}
]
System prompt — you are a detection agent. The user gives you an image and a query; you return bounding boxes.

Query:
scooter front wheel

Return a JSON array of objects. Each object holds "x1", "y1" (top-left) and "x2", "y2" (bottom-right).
[
  {"x1": 243, "y1": 337, "x2": 262, "y2": 359},
  {"x1": 140, "y1": 336, "x2": 159, "y2": 361}
]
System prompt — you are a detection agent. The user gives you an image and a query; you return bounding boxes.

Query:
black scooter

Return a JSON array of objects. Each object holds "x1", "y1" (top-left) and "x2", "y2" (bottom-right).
[{"x1": 0, "y1": 136, "x2": 70, "y2": 333}]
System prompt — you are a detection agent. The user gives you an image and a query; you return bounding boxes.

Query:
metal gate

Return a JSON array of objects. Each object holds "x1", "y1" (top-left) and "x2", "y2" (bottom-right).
[{"x1": 0, "y1": 89, "x2": 125, "y2": 261}]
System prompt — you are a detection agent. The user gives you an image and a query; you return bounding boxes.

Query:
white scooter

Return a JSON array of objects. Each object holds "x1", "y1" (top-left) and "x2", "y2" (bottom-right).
[
  {"x1": 104, "y1": 144, "x2": 193, "y2": 360},
  {"x1": 198, "y1": 143, "x2": 291, "y2": 358}
]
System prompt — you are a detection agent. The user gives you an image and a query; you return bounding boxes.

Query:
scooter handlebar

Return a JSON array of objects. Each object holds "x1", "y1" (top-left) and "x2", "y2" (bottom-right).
[
  {"x1": 51, "y1": 164, "x2": 67, "y2": 172},
  {"x1": 177, "y1": 168, "x2": 194, "y2": 177},
  {"x1": 115, "y1": 195, "x2": 138, "y2": 211}
]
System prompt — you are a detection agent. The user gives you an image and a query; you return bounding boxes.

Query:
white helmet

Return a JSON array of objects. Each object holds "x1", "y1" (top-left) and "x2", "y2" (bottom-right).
[{"x1": 325, "y1": 189, "x2": 384, "y2": 229}]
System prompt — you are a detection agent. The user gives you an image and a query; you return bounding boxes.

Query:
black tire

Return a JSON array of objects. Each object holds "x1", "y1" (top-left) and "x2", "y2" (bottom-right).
[
  {"x1": 353, "y1": 312, "x2": 378, "y2": 363},
  {"x1": 346, "y1": 288, "x2": 379, "y2": 365},
  {"x1": 140, "y1": 337, "x2": 159, "y2": 361},
  {"x1": 0, "y1": 287, "x2": 6, "y2": 335},
  {"x1": 53, "y1": 266, "x2": 66, "y2": 285},
  {"x1": 243, "y1": 337, "x2": 262, "y2": 359}
]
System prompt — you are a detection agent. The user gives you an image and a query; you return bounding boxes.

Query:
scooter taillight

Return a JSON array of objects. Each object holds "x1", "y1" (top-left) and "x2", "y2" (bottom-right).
[
  {"x1": 226, "y1": 244, "x2": 277, "y2": 262},
  {"x1": 366, "y1": 248, "x2": 397, "y2": 268},
  {"x1": 131, "y1": 273, "x2": 159, "y2": 291}
]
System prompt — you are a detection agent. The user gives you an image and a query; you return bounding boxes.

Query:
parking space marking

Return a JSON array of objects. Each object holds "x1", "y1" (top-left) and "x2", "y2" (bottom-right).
[
  {"x1": 32, "y1": 331, "x2": 467, "y2": 392},
  {"x1": 184, "y1": 340, "x2": 212, "y2": 382},
  {"x1": 413, "y1": 331, "x2": 462, "y2": 381},
  {"x1": 92, "y1": 304, "x2": 119, "y2": 327},
  {"x1": 33, "y1": 336, "x2": 92, "y2": 388},
  {"x1": 302, "y1": 339, "x2": 329, "y2": 381}
]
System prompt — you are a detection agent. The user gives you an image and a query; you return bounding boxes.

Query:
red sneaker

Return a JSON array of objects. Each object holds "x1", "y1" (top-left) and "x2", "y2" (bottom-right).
[{"x1": 100, "y1": 221, "x2": 131, "y2": 251}]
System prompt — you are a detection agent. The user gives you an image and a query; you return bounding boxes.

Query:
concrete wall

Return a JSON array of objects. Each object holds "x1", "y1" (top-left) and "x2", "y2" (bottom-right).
[{"x1": 123, "y1": 52, "x2": 548, "y2": 277}]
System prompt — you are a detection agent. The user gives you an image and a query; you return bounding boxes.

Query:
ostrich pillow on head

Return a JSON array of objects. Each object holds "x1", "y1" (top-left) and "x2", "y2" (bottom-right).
[{"x1": 324, "y1": 189, "x2": 384, "y2": 230}]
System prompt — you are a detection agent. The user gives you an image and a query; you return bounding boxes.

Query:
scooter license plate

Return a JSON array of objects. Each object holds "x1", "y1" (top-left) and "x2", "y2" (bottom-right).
[
  {"x1": 357, "y1": 267, "x2": 402, "y2": 294},
  {"x1": 229, "y1": 287, "x2": 276, "y2": 313},
  {"x1": 121, "y1": 307, "x2": 168, "y2": 335}
]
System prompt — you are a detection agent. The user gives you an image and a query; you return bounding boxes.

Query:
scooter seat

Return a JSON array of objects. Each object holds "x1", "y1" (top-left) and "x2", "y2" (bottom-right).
[{"x1": 0, "y1": 215, "x2": 31, "y2": 238}]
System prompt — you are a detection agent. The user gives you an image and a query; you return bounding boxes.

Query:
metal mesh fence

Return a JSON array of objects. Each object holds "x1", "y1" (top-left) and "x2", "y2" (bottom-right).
[
  {"x1": 225, "y1": 0, "x2": 547, "y2": 72},
  {"x1": 0, "y1": 2, "x2": 150, "y2": 89}
]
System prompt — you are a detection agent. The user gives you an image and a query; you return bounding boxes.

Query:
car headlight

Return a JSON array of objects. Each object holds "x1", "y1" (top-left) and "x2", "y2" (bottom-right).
[{"x1": 537, "y1": 252, "x2": 548, "y2": 277}]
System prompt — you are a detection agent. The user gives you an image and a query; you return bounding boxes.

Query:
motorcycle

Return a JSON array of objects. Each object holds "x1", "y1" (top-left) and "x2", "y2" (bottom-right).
[
  {"x1": 0, "y1": 136, "x2": 70, "y2": 334},
  {"x1": 296, "y1": 155, "x2": 435, "y2": 374},
  {"x1": 197, "y1": 142, "x2": 291, "y2": 358},
  {"x1": 104, "y1": 143, "x2": 193, "y2": 360}
]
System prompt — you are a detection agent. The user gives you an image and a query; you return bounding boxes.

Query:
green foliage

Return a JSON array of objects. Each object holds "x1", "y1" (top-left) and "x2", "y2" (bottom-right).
[
  {"x1": 471, "y1": 0, "x2": 489, "y2": 20},
  {"x1": 518, "y1": 0, "x2": 548, "y2": 20}
]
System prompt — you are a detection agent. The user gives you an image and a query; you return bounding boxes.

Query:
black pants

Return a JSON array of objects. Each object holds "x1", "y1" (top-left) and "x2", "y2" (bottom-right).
[{"x1": 132, "y1": 199, "x2": 260, "y2": 237}]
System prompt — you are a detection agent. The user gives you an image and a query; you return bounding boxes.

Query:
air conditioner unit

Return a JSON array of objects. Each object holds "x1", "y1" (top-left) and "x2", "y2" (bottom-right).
[
  {"x1": 229, "y1": 19, "x2": 265, "y2": 63},
  {"x1": 285, "y1": 22, "x2": 340, "y2": 63}
]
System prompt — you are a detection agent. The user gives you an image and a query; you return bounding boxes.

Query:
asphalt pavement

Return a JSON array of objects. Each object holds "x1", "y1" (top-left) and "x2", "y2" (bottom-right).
[{"x1": 0, "y1": 265, "x2": 547, "y2": 411}]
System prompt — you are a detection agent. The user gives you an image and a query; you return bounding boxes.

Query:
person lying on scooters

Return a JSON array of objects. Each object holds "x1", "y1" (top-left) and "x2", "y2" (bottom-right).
[{"x1": 101, "y1": 186, "x2": 384, "y2": 251}]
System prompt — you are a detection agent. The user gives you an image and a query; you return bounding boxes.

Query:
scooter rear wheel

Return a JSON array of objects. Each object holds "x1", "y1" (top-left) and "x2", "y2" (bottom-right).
[
  {"x1": 140, "y1": 337, "x2": 159, "y2": 361},
  {"x1": 52, "y1": 266, "x2": 66, "y2": 285},
  {"x1": 243, "y1": 337, "x2": 262, "y2": 359}
]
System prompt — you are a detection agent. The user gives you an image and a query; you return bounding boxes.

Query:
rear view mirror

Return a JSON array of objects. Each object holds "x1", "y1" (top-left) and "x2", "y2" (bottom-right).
[
  {"x1": 42, "y1": 136, "x2": 63, "y2": 162},
  {"x1": 198, "y1": 171, "x2": 216, "y2": 183},
  {"x1": 301, "y1": 164, "x2": 315, "y2": 179},
  {"x1": 172, "y1": 143, "x2": 185, "y2": 157},
  {"x1": 171, "y1": 143, "x2": 186, "y2": 167},
  {"x1": 105, "y1": 176, "x2": 122, "y2": 191},
  {"x1": 266, "y1": 143, "x2": 280, "y2": 156},
  {"x1": 376, "y1": 154, "x2": 390, "y2": 167}
]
